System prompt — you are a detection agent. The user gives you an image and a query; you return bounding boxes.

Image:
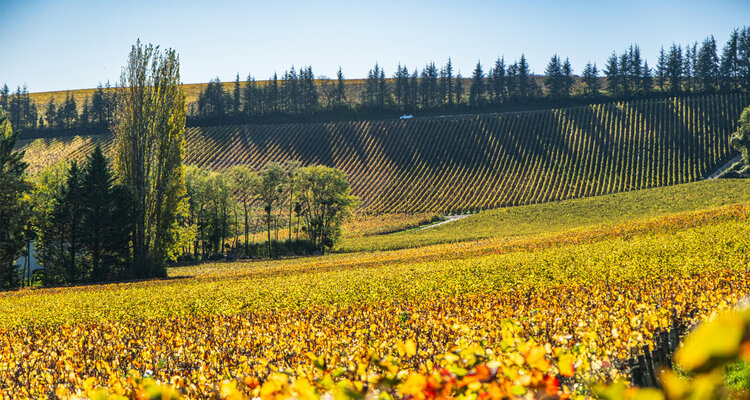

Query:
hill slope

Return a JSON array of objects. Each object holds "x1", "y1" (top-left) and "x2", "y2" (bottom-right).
[{"x1": 17, "y1": 92, "x2": 750, "y2": 213}]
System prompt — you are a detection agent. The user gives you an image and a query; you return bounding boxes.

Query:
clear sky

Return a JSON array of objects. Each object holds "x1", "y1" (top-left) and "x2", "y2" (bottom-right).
[{"x1": 1, "y1": 0, "x2": 748, "y2": 93}]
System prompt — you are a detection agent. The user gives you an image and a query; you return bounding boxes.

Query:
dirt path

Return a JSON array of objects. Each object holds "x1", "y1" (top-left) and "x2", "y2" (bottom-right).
[
  {"x1": 707, "y1": 154, "x2": 742, "y2": 179},
  {"x1": 419, "y1": 214, "x2": 472, "y2": 230}
]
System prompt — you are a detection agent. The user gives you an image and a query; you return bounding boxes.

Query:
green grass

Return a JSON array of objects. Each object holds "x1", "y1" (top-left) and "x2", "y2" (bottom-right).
[
  {"x1": 336, "y1": 179, "x2": 750, "y2": 252},
  {"x1": 725, "y1": 361, "x2": 750, "y2": 391}
]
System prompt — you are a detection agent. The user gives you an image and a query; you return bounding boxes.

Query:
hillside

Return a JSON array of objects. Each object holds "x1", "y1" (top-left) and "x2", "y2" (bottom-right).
[
  {"x1": 17, "y1": 92, "x2": 750, "y2": 213},
  {"x1": 338, "y1": 179, "x2": 750, "y2": 251}
]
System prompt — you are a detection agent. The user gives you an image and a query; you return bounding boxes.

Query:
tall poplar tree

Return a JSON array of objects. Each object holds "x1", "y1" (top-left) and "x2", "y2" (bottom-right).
[{"x1": 113, "y1": 40, "x2": 187, "y2": 277}]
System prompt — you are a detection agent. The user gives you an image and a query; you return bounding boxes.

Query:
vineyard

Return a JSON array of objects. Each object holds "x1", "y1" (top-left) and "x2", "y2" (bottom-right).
[
  {"x1": 17, "y1": 92, "x2": 750, "y2": 214},
  {"x1": 2, "y1": 202, "x2": 750, "y2": 398}
]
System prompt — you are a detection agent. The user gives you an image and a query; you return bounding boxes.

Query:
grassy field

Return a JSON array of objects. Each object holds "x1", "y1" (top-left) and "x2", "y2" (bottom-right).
[
  {"x1": 16, "y1": 92, "x2": 750, "y2": 214},
  {"x1": 337, "y1": 179, "x2": 750, "y2": 251},
  {"x1": 1, "y1": 200, "x2": 749, "y2": 397}
]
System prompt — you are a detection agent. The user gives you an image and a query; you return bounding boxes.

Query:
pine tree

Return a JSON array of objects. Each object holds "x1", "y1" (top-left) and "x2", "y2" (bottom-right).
[
  {"x1": 233, "y1": 73, "x2": 241, "y2": 118},
  {"x1": 409, "y1": 69, "x2": 419, "y2": 108},
  {"x1": 630, "y1": 45, "x2": 643, "y2": 93},
  {"x1": 80, "y1": 96, "x2": 90, "y2": 130},
  {"x1": 562, "y1": 58, "x2": 573, "y2": 97},
  {"x1": 604, "y1": 52, "x2": 620, "y2": 95},
  {"x1": 454, "y1": 72, "x2": 464, "y2": 104},
  {"x1": 490, "y1": 57, "x2": 505, "y2": 104},
  {"x1": 517, "y1": 55, "x2": 531, "y2": 99},
  {"x1": 739, "y1": 27, "x2": 750, "y2": 90},
  {"x1": 656, "y1": 47, "x2": 668, "y2": 91},
  {"x1": 247, "y1": 74, "x2": 262, "y2": 118},
  {"x1": 334, "y1": 67, "x2": 346, "y2": 110},
  {"x1": 81, "y1": 145, "x2": 133, "y2": 281},
  {"x1": 618, "y1": 52, "x2": 630, "y2": 95},
  {"x1": 61, "y1": 161, "x2": 84, "y2": 282},
  {"x1": 0, "y1": 111, "x2": 29, "y2": 288},
  {"x1": 0, "y1": 84, "x2": 8, "y2": 112},
  {"x1": 91, "y1": 83, "x2": 108, "y2": 129},
  {"x1": 697, "y1": 36, "x2": 720, "y2": 92},
  {"x1": 720, "y1": 29, "x2": 740, "y2": 90},
  {"x1": 45, "y1": 97, "x2": 57, "y2": 130},
  {"x1": 641, "y1": 61, "x2": 653, "y2": 94},
  {"x1": 582, "y1": 62, "x2": 601, "y2": 96},
  {"x1": 469, "y1": 61, "x2": 485, "y2": 107},
  {"x1": 544, "y1": 55, "x2": 563, "y2": 97},
  {"x1": 268, "y1": 73, "x2": 280, "y2": 114},
  {"x1": 445, "y1": 58, "x2": 454, "y2": 106},
  {"x1": 377, "y1": 68, "x2": 388, "y2": 110},
  {"x1": 394, "y1": 63, "x2": 408, "y2": 110},
  {"x1": 667, "y1": 44, "x2": 684, "y2": 93}
]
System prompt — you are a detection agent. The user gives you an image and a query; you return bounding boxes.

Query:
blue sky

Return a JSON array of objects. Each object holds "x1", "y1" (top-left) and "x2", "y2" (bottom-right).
[{"x1": 1, "y1": 0, "x2": 748, "y2": 93}]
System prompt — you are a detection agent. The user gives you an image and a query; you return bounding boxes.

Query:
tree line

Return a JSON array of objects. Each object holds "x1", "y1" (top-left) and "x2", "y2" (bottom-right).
[
  {"x1": 1, "y1": 82, "x2": 118, "y2": 134},
  {"x1": 6, "y1": 26, "x2": 749, "y2": 133},
  {"x1": 0, "y1": 41, "x2": 358, "y2": 290}
]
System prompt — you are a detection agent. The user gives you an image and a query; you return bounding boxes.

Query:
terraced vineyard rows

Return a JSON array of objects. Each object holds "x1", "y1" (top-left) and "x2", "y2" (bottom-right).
[{"x1": 18, "y1": 93, "x2": 750, "y2": 213}]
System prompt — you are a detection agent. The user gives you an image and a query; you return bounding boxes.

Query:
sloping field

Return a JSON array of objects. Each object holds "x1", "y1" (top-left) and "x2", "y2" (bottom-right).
[{"x1": 17, "y1": 92, "x2": 750, "y2": 213}]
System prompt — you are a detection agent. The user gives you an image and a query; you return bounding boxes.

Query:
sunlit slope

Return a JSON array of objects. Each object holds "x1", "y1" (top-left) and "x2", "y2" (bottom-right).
[{"x1": 18, "y1": 92, "x2": 750, "y2": 213}]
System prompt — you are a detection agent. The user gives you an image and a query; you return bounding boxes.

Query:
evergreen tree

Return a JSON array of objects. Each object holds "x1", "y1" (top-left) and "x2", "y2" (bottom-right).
[
  {"x1": 79, "y1": 96, "x2": 90, "y2": 130},
  {"x1": 0, "y1": 111, "x2": 29, "y2": 288},
  {"x1": 697, "y1": 36, "x2": 720, "y2": 92},
  {"x1": 377, "y1": 68, "x2": 388, "y2": 110},
  {"x1": 419, "y1": 62, "x2": 439, "y2": 108},
  {"x1": 243, "y1": 73, "x2": 258, "y2": 117},
  {"x1": 362, "y1": 63, "x2": 383, "y2": 109},
  {"x1": 59, "y1": 161, "x2": 84, "y2": 282},
  {"x1": 582, "y1": 62, "x2": 601, "y2": 96},
  {"x1": 45, "y1": 97, "x2": 57, "y2": 130},
  {"x1": 334, "y1": 67, "x2": 346, "y2": 110},
  {"x1": 720, "y1": 29, "x2": 740, "y2": 90},
  {"x1": 656, "y1": 47, "x2": 668, "y2": 91},
  {"x1": 90, "y1": 83, "x2": 108, "y2": 129},
  {"x1": 268, "y1": 73, "x2": 280, "y2": 114},
  {"x1": 641, "y1": 61, "x2": 653, "y2": 94},
  {"x1": 233, "y1": 73, "x2": 241, "y2": 118},
  {"x1": 562, "y1": 58, "x2": 573, "y2": 97},
  {"x1": 469, "y1": 61, "x2": 485, "y2": 107},
  {"x1": 489, "y1": 57, "x2": 505, "y2": 104},
  {"x1": 738, "y1": 27, "x2": 750, "y2": 90},
  {"x1": 666, "y1": 44, "x2": 684, "y2": 93},
  {"x1": 0, "y1": 84, "x2": 8, "y2": 113},
  {"x1": 394, "y1": 64, "x2": 409, "y2": 110},
  {"x1": 604, "y1": 52, "x2": 620, "y2": 95},
  {"x1": 445, "y1": 58, "x2": 454, "y2": 106},
  {"x1": 81, "y1": 145, "x2": 133, "y2": 281},
  {"x1": 618, "y1": 51, "x2": 630, "y2": 94},
  {"x1": 197, "y1": 78, "x2": 228, "y2": 120},
  {"x1": 544, "y1": 55, "x2": 563, "y2": 97},
  {"x1": 409, "y1": 69, "x2": 419, "y2": 108},
  {"x1": 517, "y1": 55, "x2": 531, "y2": 99},
  {"x1": 454, "y1": 72, "x2": 464, "y2": 104},
  {"x1": 282, "y1": 66, "x2": 300, "y2": 114},
  {"x1": 60, "y1": 92, "x2": 77, "y2": 129},
  {"x1": 630, "y1": 45, "x2": 643, "y2": 93}
]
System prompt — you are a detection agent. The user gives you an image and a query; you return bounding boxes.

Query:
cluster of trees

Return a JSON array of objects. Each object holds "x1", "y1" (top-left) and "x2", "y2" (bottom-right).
[
  {"x1": 195, "y1": 66, "x2": 324, "y2": 122},
  {"x1": 183, "y1": 162, "x2": 359, "y2": 261},
  {"x1": 1, "y1": 82, "x2": 118, "y2": 135},
  {"x1": 0, "y1": 40, "x2": 360, "y2": 290}
]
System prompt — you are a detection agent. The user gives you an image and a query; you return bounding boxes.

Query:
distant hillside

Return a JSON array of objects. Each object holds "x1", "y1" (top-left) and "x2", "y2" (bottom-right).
[{"x1": 17, "y1": 92, "x2": 749, "y2": 213}]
